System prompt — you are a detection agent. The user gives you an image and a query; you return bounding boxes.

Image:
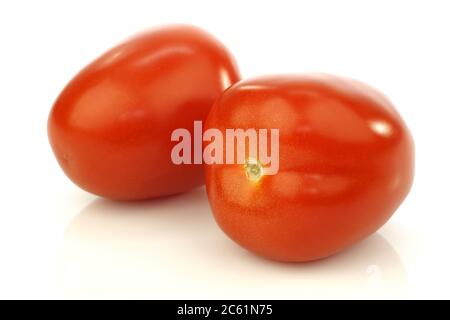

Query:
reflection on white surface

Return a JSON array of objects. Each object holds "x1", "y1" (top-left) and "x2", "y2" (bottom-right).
[{"x1": 57, "y1": 187, "x2": 407, "y2": 299}]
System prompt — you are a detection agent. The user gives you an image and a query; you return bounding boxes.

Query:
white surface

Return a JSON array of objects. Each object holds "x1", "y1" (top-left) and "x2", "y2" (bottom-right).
[{"x1": 0, "y1": 0, "x2": 449, "y2": 299}]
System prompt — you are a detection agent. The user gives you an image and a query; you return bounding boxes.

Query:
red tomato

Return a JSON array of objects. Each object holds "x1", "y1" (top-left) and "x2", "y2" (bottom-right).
[
  {"x1": 48, "y1": 25, "x2": 240, "y2": 200},
  {"x1": 205, "y1": 75, "x2": 414, "y2": 262}
]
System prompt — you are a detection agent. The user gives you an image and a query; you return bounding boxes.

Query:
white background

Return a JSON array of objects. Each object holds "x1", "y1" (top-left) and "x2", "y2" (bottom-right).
[{"x1": 0, "y1": 0, "x2": 449, "y2": 299}]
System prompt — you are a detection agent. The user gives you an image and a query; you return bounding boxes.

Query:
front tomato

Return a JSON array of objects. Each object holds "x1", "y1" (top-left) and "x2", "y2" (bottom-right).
[
  {"x1": 48, "y1": 25, "x2": 240, "y2": 200},
  {"x1": 205, "y1": 75, "x2": 414, "y2": 262}
]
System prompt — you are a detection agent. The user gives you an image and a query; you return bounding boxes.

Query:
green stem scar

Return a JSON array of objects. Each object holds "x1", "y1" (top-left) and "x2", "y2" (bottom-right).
[{"x1": 245, "y1": 158, "x2": 263, "y2": 182}]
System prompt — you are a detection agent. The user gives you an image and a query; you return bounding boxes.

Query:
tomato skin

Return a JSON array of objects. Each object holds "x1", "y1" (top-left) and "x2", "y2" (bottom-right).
[
  {"x1": 48, "y1": 25, "x2": 240, "y2": 200},
  {"x1": 205, "y1": 75, "x2": 414, "y2": 262}
]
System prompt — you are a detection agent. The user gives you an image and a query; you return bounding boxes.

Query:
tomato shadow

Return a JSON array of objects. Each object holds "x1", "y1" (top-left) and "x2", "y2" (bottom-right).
[{"x1": 57, "y1": 186, "x2": 408, "y2": 299}]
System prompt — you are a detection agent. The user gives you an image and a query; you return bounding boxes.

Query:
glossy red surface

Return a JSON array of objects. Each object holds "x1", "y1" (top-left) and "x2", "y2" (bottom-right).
[
  {"x1": 205, "y1": 74, "x2": 414, "y2": 262},
  {"x1": 48, "y1": 25, "x2": 240, "y2": 200}
]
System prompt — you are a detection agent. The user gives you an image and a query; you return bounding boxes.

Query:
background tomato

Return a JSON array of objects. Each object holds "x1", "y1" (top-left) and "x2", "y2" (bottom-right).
[
  {"x1": 48, "y1": 25, "x2": 240, "y2": 200},
  {"x1": 205, "y1": 75, "x2": 414, "y2": 262}
]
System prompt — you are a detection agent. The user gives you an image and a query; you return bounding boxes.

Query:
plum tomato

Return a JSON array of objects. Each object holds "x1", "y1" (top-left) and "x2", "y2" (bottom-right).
[
  {"x1": 48, "y1": 25, "x2": 240, "y2": 200},
  {"x1": 204, "y1": 74, "x2": 414, "y2": 262}
]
